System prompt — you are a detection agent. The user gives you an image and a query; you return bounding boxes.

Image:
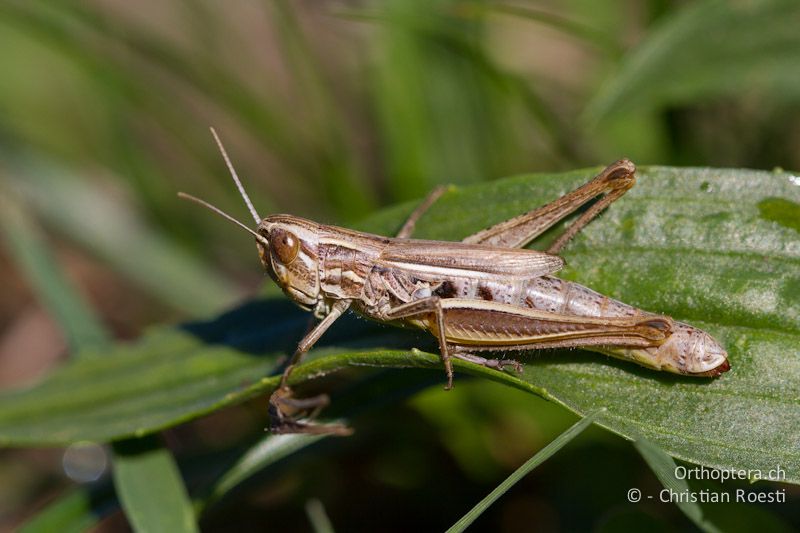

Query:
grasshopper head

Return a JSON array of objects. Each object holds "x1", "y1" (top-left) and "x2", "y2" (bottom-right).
[
  {"x1": 257, "y1": 215, "x2": 322, "y2": 310},
  {"x1": 179, "y1": 128, "x2": 326, "y2": 312}
]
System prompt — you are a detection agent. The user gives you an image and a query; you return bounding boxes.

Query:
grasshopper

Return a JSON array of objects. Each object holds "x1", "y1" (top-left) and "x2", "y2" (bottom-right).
[{"x1": 180, "y1": 129, "x2": 730, "y2": 435}]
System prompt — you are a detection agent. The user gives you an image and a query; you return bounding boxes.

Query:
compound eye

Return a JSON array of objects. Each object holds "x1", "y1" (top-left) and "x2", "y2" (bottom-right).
[{"x1": 271, "y1": 229, "x2": 299, "y2": 265}]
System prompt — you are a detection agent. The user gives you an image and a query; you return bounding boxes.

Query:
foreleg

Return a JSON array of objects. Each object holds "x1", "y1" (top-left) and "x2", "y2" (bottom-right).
[{"x1": 269, "y1": 299, "x2": 352, "y2": 435}]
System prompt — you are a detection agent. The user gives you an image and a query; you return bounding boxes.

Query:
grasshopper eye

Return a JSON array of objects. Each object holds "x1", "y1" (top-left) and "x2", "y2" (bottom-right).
[{"x1": 271, "y1": 229, "x2": 299, "y2": 264}]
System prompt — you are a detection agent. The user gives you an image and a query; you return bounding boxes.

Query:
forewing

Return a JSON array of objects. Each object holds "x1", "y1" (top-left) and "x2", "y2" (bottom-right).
[{"x1": 378, "y1": 240, "x2": 563, "y2": 279}]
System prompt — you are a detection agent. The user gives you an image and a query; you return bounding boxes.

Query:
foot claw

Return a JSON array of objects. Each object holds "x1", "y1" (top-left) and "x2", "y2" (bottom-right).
[
  {"x1": 268, "y1": 386, "x2": 352, "y2": 436},
  {"x1": 500, "y1": 359, "x2": 524, "y2": 373},
  {"x1": 269, "y1": 419, "x2": 354, "y2": 436},
  {"x1": 452, "y1": 352, "x2": 523, "y2": 374}
]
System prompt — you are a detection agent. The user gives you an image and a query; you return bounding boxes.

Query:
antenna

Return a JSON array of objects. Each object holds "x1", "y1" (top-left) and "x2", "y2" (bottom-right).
[
  {"x1": 209, "y1": 126, "x2": 261, "y2": 224},
  {"x1": 177, "y1": 192, "x2": 270, "y2": 248}
]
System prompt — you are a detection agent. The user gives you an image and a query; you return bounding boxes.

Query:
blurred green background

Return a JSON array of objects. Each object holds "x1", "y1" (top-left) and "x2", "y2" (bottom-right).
[{"x1": 1, "y1": 0, "x2": 799, "y2": 531}]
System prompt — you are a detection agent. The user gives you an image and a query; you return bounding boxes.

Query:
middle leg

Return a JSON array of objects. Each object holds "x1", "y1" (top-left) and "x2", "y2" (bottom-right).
[
  {"x1": 382, "y1": 296, "x2": 455, "y2": 389},
  {"x1": 395, "y1": 185, "x2": 448, "y2": 239}
]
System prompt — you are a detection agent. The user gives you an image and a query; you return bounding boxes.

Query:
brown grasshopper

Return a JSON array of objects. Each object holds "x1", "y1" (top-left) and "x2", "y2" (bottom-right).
[{"x1": 180, "y1": 129, "x2": 730, "y2": 435}]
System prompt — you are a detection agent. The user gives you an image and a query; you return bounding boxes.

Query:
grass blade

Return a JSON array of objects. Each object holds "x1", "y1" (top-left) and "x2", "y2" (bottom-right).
[
  {"x1": 489, "y1": 4, "x2": 621, "y2": 56},
  {"x1": 306, "y1": 498, "x2": 336, "y2": 533},
  {"x1": 112, "y1": 437, "x2": 198, "y2": 533},
  {"x1": 267, "y1": 0, "x2": 374, "y2": 221},
  {"x1": 634, "y1": 438, "x2": 722, "y2": 533},
  {"x1": 0, "y1": 186, "x2": 109, "y2": 352},
  {"x1": 587, "y1": 0, "x2": 800, "y2": 123},
  {"x1": 446, "y1": 409, "x2": 602, "y2": 533},
  {"x1": 200, "y1": 432, "x2": 329, "y2": 511}
]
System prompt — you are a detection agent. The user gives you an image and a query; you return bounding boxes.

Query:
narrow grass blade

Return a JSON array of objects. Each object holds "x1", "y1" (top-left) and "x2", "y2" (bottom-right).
[
  {"x1": 0, "y1": 188, "x2": 108, "y2": 352},
  {"x1": 200, "y1": 432, "x2": 329, "y2": 511},
  {"x1": 112, "y1": 436, "x2": 198, "y2": 533},
  {"x1": 267, "y1": 0, "x2": 374, "y2": 221},
  {"x1": 364, "y1": 0, "x2": 572, "y2": 202},
  {"x1": 306, "y1": 498, "x2": 336, "y2": 533},
  {"x1": 586, "y1": 0, "x2": 800, "y2": 123},
  {"x1": 446, "y1": 409, "x2": 602, "y2": 533},
  {"x1": 634, "y1": 438, "x2": 722, "y2": 533},
  {"x1": 488, "y1": 4, "x2": 621, "y2": 55}
]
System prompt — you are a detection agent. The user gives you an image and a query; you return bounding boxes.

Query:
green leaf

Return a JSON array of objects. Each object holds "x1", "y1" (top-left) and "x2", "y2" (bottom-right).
[
  {"x1": 634, "y1": 438, "x2": 721, "y2": 533},
  {"x1": 0, "y1": 299, "x2": 434, "y2": 445},
  {"x1": 0, "y1": 165, "x2": 798, "y2": 484},
  {"x1": 447, "y1": 410, "x2": 601, "y2": 533},
  {"x1": 112, "y1": 436, "x2": 198, "y2": 533},
  {"x1": 587, "y1": 0, "x2": 800, "y2": 123}
]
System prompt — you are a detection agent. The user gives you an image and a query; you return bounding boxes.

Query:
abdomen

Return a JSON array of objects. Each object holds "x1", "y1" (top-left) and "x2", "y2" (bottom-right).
[{"x1": 435, "y1": 275, "x2": 645, "y2": 319}]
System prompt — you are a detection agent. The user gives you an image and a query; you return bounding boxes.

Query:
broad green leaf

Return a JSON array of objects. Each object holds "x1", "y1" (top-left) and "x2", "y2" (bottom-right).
[
  {"x1": 112, "y1": 436, "x2": 198, "y2": 533},
  {"x1": 447, "y1": 410, "x2": 601, "y2": 533},
  {"x1": 0, "y1": 165, "x2": 798, "y2": 484},
  {"x1": 587, "y1": 0, "x2": 800, "y2": 123},
  {"x1": 112, "y1": 437, "x2": 198, "y2": 533},
  {"x1": 0, "y1": 299, "x2": 433, "y2": 445}
]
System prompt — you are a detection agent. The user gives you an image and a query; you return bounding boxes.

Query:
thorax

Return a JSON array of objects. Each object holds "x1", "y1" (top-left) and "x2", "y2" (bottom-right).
[{"x1": 318, "y1": 228, "x2": 389, "y2": 300}]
